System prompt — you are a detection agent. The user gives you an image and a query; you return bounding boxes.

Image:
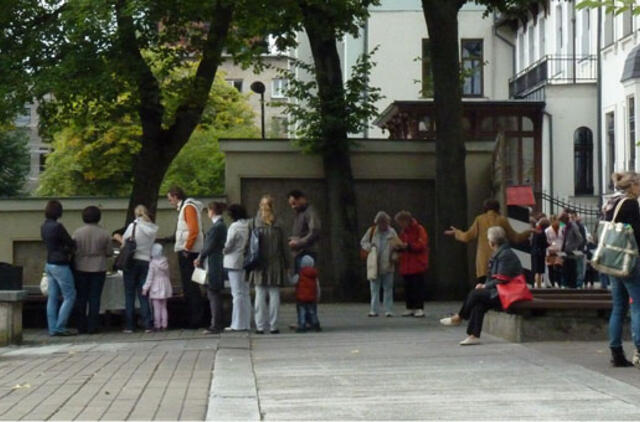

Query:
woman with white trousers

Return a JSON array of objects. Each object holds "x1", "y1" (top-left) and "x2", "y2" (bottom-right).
[{"x1": 223, "y1": 204, "x2": 251, "y2": 331}]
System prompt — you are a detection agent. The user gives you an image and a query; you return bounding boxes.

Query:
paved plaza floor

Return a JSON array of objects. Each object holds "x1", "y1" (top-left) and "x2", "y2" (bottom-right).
[{"x1": 2, "y1": 303, "x2": 640, "y2": 420}]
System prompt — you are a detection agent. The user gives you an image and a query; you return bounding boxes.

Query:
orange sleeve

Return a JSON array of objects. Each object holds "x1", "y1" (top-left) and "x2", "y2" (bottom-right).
[{"x1": 184, "y1": 205, "x2": 199, "y2": 251}]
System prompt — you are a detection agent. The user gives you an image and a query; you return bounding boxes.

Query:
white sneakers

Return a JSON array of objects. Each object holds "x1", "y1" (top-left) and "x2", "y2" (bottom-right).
[
  {"x1": 413, "y1": 309, "x2": 425, "y2": 318},
  {"x1": 401, "y1": 309, "x2": 425, "y2": 317},
  {"x1": 459, "y1": 336, "x2": 482, "y2": 346},
  {"x1": 633, "y1": 350, "x2": 640, "y2": 368},
  {"x1": 401, "y1": 310, "x2": 414, "y2": 317},
  {"x1": 439, "y1": 316, "x2": 462, "y2": 326}
]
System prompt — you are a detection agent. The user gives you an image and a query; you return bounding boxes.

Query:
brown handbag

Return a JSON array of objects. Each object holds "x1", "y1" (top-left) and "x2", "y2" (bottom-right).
[{"x1": 360, "y1": 225, "x2": 377, "y2": 261}]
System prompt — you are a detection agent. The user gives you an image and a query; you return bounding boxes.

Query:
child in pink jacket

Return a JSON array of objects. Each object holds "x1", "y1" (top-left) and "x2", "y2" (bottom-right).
[{"x1": 143, "y1": 244, "x2": 173, "y2": 330}]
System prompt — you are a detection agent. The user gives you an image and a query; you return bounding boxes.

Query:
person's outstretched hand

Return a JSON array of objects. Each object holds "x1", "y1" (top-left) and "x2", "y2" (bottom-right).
[{"x1": 444, "y1": 226, "x2": 457, "y2": 236}]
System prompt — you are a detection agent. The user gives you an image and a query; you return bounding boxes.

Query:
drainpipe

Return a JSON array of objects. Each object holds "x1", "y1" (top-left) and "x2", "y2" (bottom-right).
[
  {"x1": 596, "y1": 6, "x2": 603, "y2": 203},
  {"x1": 363, "y1": 18, "x2": 369, "y2": 139},
  {"x1": 572, "y1": 0, "x2": 577, "y2": 83},
  {"x1": 544, "y1": 111, "x2": 554, "y2": 214}
]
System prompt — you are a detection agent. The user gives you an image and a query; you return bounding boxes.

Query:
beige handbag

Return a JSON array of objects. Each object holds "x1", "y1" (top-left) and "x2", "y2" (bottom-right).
[{"x1": 366, "y1": 245, "x2": 378, "y2": 281}]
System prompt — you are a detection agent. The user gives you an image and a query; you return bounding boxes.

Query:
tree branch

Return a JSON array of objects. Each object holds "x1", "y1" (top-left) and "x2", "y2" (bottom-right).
[
  {"x1": 168, "y1": 0, "x2": 234, "y2": 150},
  {"x1": 114, "y1": 0, "x2": 164, "y2": 142}
]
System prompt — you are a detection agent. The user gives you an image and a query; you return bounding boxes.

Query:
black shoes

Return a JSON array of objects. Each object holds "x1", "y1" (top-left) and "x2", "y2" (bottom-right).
[
  {"x1": 610, "y1": 346, "x2": 634, "y2": 367},
  {"x1": 51, "y1": 329, "x2": 78, "y2": 337}
]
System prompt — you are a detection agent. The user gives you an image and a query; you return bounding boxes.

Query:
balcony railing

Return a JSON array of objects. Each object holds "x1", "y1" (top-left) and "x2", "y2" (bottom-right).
[{"x1": 509, "y1": 55, "x2": 597, "y2": 98}]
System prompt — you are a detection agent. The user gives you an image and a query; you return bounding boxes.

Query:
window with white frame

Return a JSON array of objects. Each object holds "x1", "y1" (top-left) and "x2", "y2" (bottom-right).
[
  {"x1": 623, "y1": 8, "x2": 633, "y2": 38},
  {"x1": 461, "y1": 39, "x2": 483, "y2": 97},
  {"x1": 271, "y1": 78, "x2": 288, "y2": 99},
  {"x1": 581, "y1": 10, "x2": 590, "y2": 55},
  {"x1": 538, "y1": 17, "x2": 546, "y2": 58},
  {"x1": 528, "y1": 26, "x2": 535, "y2": 64},
  {"x1": 607, "y1": 111, "x2": 616, "y2": 189},
  {"x1": 226, "y1": 79, "x2": 243, "y2": 92},
  {"x1": 556, "y1": 4, "x2": 563, "y2": 53},
  {"x1": 604, "y1": 12, "x2": 614, "y2": 46},
  {"x1": 629, "y1": 96, "x2": 636, "y2": 170},
  {"x1": 14, "y1": 105, "x2": 31, "y2": 126}
]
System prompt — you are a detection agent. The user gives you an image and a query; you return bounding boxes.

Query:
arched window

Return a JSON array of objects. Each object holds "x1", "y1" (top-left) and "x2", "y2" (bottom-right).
[{"x1": 574, "y1": 127, "x2": 594, "y2": 195}]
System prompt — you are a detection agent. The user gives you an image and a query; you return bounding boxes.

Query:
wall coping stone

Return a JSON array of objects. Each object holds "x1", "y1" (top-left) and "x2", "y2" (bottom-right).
[{"x1": 0, "y1": 290, "x2": 27, "y2": 302}]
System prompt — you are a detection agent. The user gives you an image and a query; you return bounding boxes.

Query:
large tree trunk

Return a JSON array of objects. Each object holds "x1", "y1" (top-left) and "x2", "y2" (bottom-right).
[
  {"x1": 422, "y1": 0, "x2": 469, "y2": 299},
  {"x1": 115, "y1": 0, "x2": 234, "y2": 224},
  {"x1": 301, "y1": 7, "x2": 361, "y2": 300}
]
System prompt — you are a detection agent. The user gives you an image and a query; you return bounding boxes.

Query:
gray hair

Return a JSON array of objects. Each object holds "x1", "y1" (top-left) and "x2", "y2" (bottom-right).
[
  {"x1": 374, "y1": 211, "x2": 391, "y2": 225},
  {"x1": 487, "y1": 226, "x2": 507, "y2": 246}
]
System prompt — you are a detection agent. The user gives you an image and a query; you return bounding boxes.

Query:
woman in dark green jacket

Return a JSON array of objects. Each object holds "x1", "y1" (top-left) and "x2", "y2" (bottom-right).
[{"x1": 195, "y1": 202, "x2": 227, "y2": 334}]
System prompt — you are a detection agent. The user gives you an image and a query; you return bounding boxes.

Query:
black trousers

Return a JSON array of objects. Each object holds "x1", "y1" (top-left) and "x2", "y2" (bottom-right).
[
  {"x1": 562, "y1": 258, "x2": 577, "y2": 289},
  {"x1": 207, "y1": 289, "x2": 223, "y2": 331},
  {"x1": 458, "y1": 288, "x2": 502, "y2": 337},
  {"x1": 74, "y1": 271, "x2": 106, "y2": 333},
  {"x1": 178, "y1": 251, "x2": 204, "y2": 328},
  {"x1": 403, "y1": 273, "x2": 425, "y2": 310}
]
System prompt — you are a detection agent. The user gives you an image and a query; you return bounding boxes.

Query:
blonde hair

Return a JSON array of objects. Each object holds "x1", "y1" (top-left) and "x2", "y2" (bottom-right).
[
  {"x1": 134, "y1": 205, "x2": 152, "y2": 222},
  {"x1": 259, "y1": 195, "x2": 275, "y2": 225},
  {"x1": 612, "y1": 171, "x2": 640, "y2": 195}
]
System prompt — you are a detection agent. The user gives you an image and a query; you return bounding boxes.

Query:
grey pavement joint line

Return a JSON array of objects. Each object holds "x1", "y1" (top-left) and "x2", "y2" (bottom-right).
[
  {"x1": 177, "y1": 350, "x2": 204, "y2": 420},
  {"x1": 44, "y1": 352, "x2": 120, "y2": 421},
  {"x1": 0, "y1": 356, "x2": 57, "y2": 400},
  {"x1": 151, "y1": 351, "x2": 186, "y2": 420},
  {"x1": 0, "y1": 353, "x2": 84, "y2": 418},
  {"x1": 98, "y1": 352, "x2": 158, "y2": 420},
  {"x1": 125, "y1": 351, "x2": 169, "y2": 421},
  {"x1": 249, "y1": 337, "x2": 264, "y2": 421},
  {"x1": 14, "y1": 352, "x2": 104, "y2": 420}
]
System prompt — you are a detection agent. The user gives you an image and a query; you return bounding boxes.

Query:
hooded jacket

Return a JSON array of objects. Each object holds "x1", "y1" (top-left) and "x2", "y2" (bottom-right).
[
  {"x1": 143, "y1": 247, "x2": 173, "y2": 299},
  {"x1": 295, "y1": 255, "x2": 318, "y2": 303},
  {"x1": 122, "y1": 217, "x2": 159, "y2": 261}
]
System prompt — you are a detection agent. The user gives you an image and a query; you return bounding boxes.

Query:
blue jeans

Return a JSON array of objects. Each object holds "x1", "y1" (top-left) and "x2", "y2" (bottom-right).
[
  {"x1": 576, "y1": 255, "x2": 586, "y2": 288},
  {"x1": 122, "y1": 259, "x2": 152, "y2": 331},
  {"x1": 609, "y1": 263, "x2": 640, "y2": 349},
  {"x1": 600, "y1": 273, "x2": 610, "y2": 289},
  {"x1": 297, "y1": 302, "x2": 320, "y2": 330},
  {"x1": 45, "y1": 264, "x2": 77, "y2": 335},
  {"x1": 369, "y1": 272, "x2": 394, "y2": 314},
  {"x1": 74, "y1": 271, "x2": 106, "y2": 333}
]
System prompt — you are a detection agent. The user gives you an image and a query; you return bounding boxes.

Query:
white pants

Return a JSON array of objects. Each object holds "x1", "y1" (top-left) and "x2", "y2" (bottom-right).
[
  {"x1": 254, "y1": 286, "x2": 280, "y2": 331},
  {"x1": 228, "y1": 270, "x2": 251, "y2": 330}
]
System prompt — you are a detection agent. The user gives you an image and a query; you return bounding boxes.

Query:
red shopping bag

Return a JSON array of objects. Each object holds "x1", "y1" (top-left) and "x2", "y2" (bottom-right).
[{"x1": 494, "y1": 274, "x2": 533, "y2": 310}]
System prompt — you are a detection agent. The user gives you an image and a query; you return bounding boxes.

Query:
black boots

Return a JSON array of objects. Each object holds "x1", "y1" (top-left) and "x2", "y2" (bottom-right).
[{"x1": 610, "y1": 346, "x2": 634, "y2": 367}]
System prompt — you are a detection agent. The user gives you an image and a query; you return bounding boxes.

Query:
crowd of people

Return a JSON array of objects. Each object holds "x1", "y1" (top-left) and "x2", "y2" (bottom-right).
[
  {"x1": 39, "y1": 172, "x2": 640, "y2": 369},
  {"x1": 40, "y1": 187, "x2": 323, "y2": 336}
]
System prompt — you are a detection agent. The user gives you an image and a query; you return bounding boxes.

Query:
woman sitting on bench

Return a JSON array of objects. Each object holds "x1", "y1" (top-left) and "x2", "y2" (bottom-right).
[{"x1": 439, "y1": 226, "x2": 523, "y2": 346}]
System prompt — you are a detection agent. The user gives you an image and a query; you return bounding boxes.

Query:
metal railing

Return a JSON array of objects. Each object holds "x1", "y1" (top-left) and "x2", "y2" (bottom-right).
[
  {"x1": 509, "y1": 55, "x2": 597, "y2": 98},
  {"x1": 536, "y1": 191, "x2": 601, "y2": 234}
]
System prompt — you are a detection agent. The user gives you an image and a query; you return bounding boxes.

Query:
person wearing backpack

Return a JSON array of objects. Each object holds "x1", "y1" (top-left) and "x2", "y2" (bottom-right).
[
  {"x1": 223, "y1": 204, "x2": 251, "y2": 331},
  {"x1": 602, "y1": 172, "x2": 640, "y2": 368},
  {"x1": 248, "y1": 195, "x2": 291, "y2": 334}
]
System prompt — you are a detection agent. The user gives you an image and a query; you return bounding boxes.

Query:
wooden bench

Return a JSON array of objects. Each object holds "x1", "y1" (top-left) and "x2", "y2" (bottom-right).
[{"x1": 483, "y1": 289, "x2": 619, "y2": 342}]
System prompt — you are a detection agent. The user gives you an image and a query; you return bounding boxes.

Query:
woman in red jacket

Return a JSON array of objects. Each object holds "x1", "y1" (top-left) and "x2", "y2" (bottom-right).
[{"x1": 394, "y1": 211, "x2": 429, "y2": 317}]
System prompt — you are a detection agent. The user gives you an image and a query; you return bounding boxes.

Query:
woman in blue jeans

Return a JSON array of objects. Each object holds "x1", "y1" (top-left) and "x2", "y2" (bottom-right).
[
  {"x1": 603, "y1": 171, "x2": 640, "y2": 367},
  {"x1": 41, "y1": 200, "x2": 77, "y2": 336},
  {"x1": 113, "y1": 205, "x2": 158, "y2": 333}
]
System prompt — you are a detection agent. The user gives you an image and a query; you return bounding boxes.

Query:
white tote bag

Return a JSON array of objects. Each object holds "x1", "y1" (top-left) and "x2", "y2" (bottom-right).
[
  {"x1": 366, "y1": 245, "x2": 378, "y2": 281},
  {"x1": 191, "y1": 267, "x2": 208, "y2": 285},
  {"x1": 40, "y1": 272, "x2": 49, "y2": 296}
]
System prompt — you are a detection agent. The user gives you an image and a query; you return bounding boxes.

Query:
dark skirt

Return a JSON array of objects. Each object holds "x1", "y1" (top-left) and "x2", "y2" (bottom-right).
[{"x1": 531, "y1": 252, "x2": 546, "y2": 275}]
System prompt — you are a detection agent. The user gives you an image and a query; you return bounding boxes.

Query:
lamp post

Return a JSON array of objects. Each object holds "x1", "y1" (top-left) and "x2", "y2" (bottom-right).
[{"x1": 250, "y1": 81, "x2": 266, "y2": 139}]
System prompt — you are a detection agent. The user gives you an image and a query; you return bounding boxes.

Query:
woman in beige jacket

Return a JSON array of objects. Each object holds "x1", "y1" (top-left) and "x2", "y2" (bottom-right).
[{"x1": 445, "y1": 199, "x2": 530, "y2": 283}]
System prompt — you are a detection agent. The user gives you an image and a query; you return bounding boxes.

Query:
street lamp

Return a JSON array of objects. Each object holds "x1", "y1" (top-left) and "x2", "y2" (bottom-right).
[{"x1": 250, "y1": 81, "x2": 266, "y2": 139}]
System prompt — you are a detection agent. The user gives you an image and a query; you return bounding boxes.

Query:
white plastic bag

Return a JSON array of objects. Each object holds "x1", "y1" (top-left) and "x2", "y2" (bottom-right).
[
  {"x1": 40, "y1": 272, "x2": 49, "y2": 296},
  {"x1": 366, "y1": 245, "x2": 378, "y2": 281}
]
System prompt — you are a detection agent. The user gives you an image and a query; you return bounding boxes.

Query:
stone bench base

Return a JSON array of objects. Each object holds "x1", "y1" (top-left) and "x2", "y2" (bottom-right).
[
  {"x1": 484, "y1": 309, "x2": 625, "y2": 343},
  {"x1": 0, "y1": 290, "x2": 26, "y2": 346}
]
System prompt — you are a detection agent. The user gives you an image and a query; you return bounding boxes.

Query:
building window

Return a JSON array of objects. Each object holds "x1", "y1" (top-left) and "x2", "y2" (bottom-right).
[
  {"x1": 539, "y1": 17, "x2": 546, "y2": 58},
  {"x1": 556, "y1": 4, "x2": 563, "y2": 53},
  {"x1": 604, "y1": 12, "x2": 614, "y2": 46},
  {"x1": 461, "y1": 39, "x2": 483, "y2": 97},
  {"x1": 623, "y1": 8, "x2": 633, "y2": 37},
  {"x1": 528, "y1": 26, "x2": 535, "y2": 64},
  {"x1": 226, "y1": 79, "x2": 243, "y2": 92},
  {"x1": 14, "y1": 106, "x2": 31, "y2": 127},
  {"x1": 629, "y1": 96, "x2": 636, "y2": 170},
  {"x1": 607, "y1": 111, "x2": 616, "y2": 189},
  {"x1": 518, "y1": 32, "x2": 525, "y2": 71},
  {"x1": 269, "y1": 116, "x2": 288, "y2": 138},
  {"x1": 574, "y1": 127, "x2": 594, "y2": 195},
  {"x1": 271, "y1": 78, "x2": 287, "y2": 99},
  {"x1": 421, "y1": 39, "x2": 433, "y2": 98},
  {"x1": 581, "y1": 10, "x2": 590, "y2": 55},
  {"x1": 39, "y1": 153, "x2": 48, "y2": 173}
]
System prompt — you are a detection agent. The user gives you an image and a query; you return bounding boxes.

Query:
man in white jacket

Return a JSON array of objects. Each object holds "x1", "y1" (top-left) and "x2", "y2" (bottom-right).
[{"x1": 167, "y1": 186, "x2": 205, "y2": 328}]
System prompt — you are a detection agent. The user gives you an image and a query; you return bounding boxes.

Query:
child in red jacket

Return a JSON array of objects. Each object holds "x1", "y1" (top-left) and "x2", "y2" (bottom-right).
[{"x1": 293, "y1": 255, "x2": 321, "y2": 333}]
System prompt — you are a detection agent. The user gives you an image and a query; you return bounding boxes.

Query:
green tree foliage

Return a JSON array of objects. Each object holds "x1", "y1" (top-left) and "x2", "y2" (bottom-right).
[
  {"x1": 37, "y1": 72, "x2": 257, "y2": 197},
  {"x1": 0, "y1": 127, "x2": 30, "y2": 197},
  {"x1": 577, "y1": 0, "x2": 640, "y2": 14}
]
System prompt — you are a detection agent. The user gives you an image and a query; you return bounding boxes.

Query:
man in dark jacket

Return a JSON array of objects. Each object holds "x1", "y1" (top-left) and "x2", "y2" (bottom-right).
[
  {"x1": 195, "y1": 202, "x2": 227, "y2": 334},
  {"x1": 439, "y1": 226, "x2": 523, "y2": 345},
  {"x1": 559, "y1": 212, "x2": 584, "y2": 289},
  {"x1": 287, "y1": 190, "x2": 321, "y2": 272}
]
